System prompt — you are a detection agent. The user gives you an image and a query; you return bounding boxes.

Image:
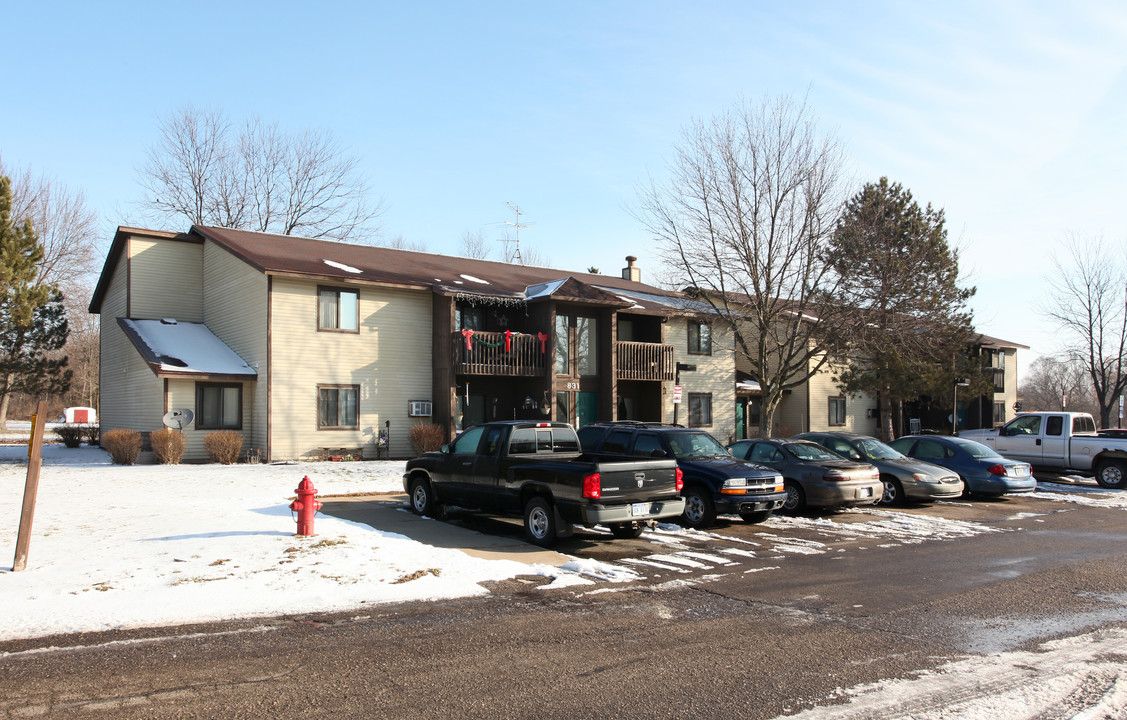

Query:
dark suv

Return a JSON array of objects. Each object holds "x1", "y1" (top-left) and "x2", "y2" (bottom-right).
[{"x1": 577, "y1": 422, "x2": 786, "y2": 528}]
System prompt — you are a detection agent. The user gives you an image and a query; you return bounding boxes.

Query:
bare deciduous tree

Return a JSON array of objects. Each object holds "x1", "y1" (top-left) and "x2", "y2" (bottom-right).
[
  {"x1": 0, "y1": 156, "x2": 100, "y2": 296},
  {"x1": 1041, "y1": 235, "x2": 1127, "y2": 428},
  {"x1": 138, "y1": 107, "x2": 383, "y2": 242},
  {"x1": 1019, "y1": 353, "x2": 1097, "y2": 416},
  {"x1": 637, "y1": 95, "x2": 848, "y2": 437},
  {"x1": 459, "y1": 230, "x2": 491, "y2": 259}
]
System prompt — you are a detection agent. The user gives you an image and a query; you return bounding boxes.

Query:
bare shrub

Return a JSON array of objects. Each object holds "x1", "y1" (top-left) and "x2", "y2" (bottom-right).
[
  {"x1": 102, "y1": 429, "x2": 142, "y2": 465},
  {"x1": 84, "y1": 425, "x2": 100, "y2": 445},
  {"x1": 151, "y1": 428, "x2": 186, "y2": 464},
  {"x1": 408, "y1": 423, "x2": 447, "y2": 456},
  {"x1": 204, "y1": 430, "x2": 243, "y2": 464},
  {"x1": 53, "y1": 424, "x2": 85, "y2": 448}
]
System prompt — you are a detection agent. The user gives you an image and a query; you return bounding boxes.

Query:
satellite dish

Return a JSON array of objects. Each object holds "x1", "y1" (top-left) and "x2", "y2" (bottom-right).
[{"x1": 162, "y1": 408, "x2": 194, "y2": 430}]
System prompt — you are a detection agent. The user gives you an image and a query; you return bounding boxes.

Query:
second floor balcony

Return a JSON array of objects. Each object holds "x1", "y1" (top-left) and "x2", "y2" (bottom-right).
[
  {"x1": 453, "y1": 331, "x2": 546, "y2": 376},
  {"x1": 617, "y1": 341, "x2": 674, "y2": 381}
]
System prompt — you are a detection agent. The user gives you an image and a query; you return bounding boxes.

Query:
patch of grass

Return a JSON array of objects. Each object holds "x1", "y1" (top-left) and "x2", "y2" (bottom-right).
[{"x1": 391, "y1": 568, "x2": 441, "y2": 584}]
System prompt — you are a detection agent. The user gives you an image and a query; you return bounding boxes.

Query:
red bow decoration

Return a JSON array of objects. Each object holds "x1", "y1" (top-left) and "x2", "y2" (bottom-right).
[
  {"x1": 461, "y1": 328, "x2": 474, "y2": 350},
  {"x1": 537, "y1": 331, "x2": 548, "y2": 353},
  {"x1": 504, "y1": 329, "x2": 513, "y2": 352}
]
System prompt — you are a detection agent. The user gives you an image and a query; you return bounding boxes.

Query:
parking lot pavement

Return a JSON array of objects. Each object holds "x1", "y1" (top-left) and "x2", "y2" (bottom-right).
[
  {"x1": 318, "y1": 493, "x2": 573, "y2": 567},
  {"x1": 321, "y1": 483, "x2": 1126, "y2": 592}
]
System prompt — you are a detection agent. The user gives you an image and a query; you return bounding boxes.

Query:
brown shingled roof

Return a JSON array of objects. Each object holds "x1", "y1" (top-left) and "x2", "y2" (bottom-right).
[{"x1": 194, "y1": 226, "x2": 677, "y2": 311}]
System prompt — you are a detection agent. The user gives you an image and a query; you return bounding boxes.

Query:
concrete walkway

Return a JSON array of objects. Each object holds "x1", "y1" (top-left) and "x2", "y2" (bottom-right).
[{"x1": 319, "y1": 494, "x2": 572, "y2": 567}]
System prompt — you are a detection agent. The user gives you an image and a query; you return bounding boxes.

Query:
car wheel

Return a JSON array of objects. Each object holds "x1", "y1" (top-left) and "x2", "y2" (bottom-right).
[
  {"x1": 1095, "y1": 459, "x2": 1127, "y2": 489},
  {"x1": 879, "y1": 476, "x2": 904, "y2": 506},
  {"x1": 609, "y1": 522, "x2": 646, "y2": 539},
  {"x1": 960, "y1": 475, "x2": 975, "y2": 498},
  {"x1": 681, "y1": 487, "x2": 716, "y2": 528},
  {"x1": 739, "y1": 510, "x2": 772, "y2": 524},
  {"x1": 782, "y1": 481, "x2": 806, "y2": 513},
  {"x1": 408, "y1": 477, "x2": 438, "y2": 516},
  {"x1": 523, "y1": 496, "x2": 558, "y2": 547}
]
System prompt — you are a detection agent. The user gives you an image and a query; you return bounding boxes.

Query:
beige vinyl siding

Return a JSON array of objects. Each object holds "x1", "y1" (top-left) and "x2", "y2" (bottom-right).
[
  {"x1": 96, "y1": 243, "x2": 165, "y2": 434},
  {"x1": 166, "y1": 379, "x2": 257, "y2": 461},
  {"x1": 202, "y1": 241, "x2": 267, "y2": 456},
  {"x1": 772, "y1": 381, "x2": 809, "y2": 437},
  {"x1": 996, "y1": 349, "x2": 1019, "y2": 426},
  {"x1": 128, "y1": 237, "x2": 203, "y2": 321},
  {"x1": 664, "y1": 317, "x2": 737, "y2": 442},
  {"x1": 269, "y1": 277, "x2": 432, "y2": 460},
  {"x1": 805, "y1": 360, "x2": 879, "y2": 434}
]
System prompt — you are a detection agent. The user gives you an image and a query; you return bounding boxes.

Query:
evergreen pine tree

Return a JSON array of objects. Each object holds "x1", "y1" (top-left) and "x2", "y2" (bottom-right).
[
  {"x1": 827, "y1": 177, "x2": 980, "y2": 439},
  {"x1": 0, "y1": 175, "x2": 70, "y2": 428}
]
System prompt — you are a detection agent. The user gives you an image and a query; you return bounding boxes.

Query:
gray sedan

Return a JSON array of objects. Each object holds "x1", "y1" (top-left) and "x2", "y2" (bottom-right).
[
  {"x1": 795, "y1": 431, "x2": 963, "y2": 505},
  {"x1": 728, "y1": 438, "x2": 881, "y2": 512}
]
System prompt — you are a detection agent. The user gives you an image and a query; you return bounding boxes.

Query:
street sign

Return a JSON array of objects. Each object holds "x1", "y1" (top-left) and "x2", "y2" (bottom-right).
[{"x1": 672, "y1": 385, "x2": 682, "y2": 404}]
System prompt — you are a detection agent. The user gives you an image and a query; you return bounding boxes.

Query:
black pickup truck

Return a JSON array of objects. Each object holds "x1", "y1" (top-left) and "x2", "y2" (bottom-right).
[
  {"x1": 578, "y1": 422, "x2": 787, "y2": 528},
  {"x1": 404, "y1": 421, "x2": 685, "y2": 547}
]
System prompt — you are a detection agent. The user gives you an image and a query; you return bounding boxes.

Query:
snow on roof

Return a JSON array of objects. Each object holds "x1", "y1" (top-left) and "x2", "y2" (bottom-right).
[
  {"x1": 524, "y1": 278, "x2": 569, "y2": 300},
  {"x1": 119, "y1": 319, "x2": 257, "y2": 377},
  {"x1": 323, "y1": 259, "x2": 362, "y2": 274}
]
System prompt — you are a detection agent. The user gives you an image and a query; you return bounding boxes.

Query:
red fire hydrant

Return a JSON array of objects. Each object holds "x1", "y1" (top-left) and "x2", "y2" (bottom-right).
[{"x1": 289, "y1": 476, "x2": 322, "y2": 536}]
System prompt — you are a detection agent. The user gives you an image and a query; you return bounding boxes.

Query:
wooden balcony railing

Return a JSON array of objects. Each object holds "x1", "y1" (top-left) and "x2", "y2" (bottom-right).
[
  {"x1": 453, "y1": 331, "x2": 547, "y2": 376},
  {"x1": 617, "y1": 341, "x2": 674, "y2": 381}
]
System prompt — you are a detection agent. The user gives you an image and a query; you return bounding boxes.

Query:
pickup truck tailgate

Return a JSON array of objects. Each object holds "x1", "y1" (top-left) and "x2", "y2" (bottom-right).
[{"x1": 596, "y1": 460, "x2": 680, "y2": 502}]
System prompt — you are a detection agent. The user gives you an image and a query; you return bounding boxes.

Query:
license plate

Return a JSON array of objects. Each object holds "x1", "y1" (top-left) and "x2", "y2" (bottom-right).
[
  {"x1": 859, "y1": 487, "x2": 872, "y2": 497},
  {"x1": 631, "y1": 502, "x2": 651, "y2": 517}
]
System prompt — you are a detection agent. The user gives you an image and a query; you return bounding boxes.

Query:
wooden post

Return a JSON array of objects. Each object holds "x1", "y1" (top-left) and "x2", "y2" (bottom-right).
[{"x1": 13, "y1": 401, "x2": 47, "y2": 572}]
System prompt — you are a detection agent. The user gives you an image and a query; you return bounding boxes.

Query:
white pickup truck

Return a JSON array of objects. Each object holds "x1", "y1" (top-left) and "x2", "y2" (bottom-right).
[{"x1": 960, "y1": 412, "x2": 1127, "y2": 488}]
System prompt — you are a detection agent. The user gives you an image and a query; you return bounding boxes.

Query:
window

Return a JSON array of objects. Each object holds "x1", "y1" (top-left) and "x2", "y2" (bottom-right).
[
  {"x1": 196, "y1": 383, "x2": 241, "y2": 429},
  {"x1": 555, "y1": 315, "x2": 570, "y2": 374},
  {"x1": 750, "y1": 443, "x2": 782, "y2": 463},
  {"x1": 633, "y1": 433, "x2": 664, "y2": 457},
  {"x1": 318, "y1": 287, "x2": 359, "y2": 332},
  {"x1": 576, "y1": 316, "x2": 598, "y2": 376},
  {"x1": 994, "y1": 402, "x2": 1008, "y2": 426},
  {"x1": 602, "y1": 430, "x2": 633, "y2": 454},
  {"x1": 829, "y1": 396, "x2": 846, "y2": 426},
  {"x1": 1046, "y1": 415, "x2": 1063, "y2": 436},
  {"x1": 452, "y1": 426, "x2": 485, "y2": 454},
  {"x1": 688, "y1": 393, "x2": 712, "y2": 427},
  {"x1": 688, "y1": 321, "x2": 712, "y2": 355},
  {"x1": 318, "y1": 385, "x2": 359, "y2": 429}
]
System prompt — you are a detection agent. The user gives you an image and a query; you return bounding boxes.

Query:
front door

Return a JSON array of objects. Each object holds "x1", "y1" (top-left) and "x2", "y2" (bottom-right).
[{"x1": 577, "y1": 391, "x2": 598, "y2": 428}]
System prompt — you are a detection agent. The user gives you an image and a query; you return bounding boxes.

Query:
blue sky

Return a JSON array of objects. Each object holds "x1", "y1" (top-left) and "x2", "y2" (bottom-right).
[{"x1": 4, "y1": 1, "x2": 1127, "y2": 373}]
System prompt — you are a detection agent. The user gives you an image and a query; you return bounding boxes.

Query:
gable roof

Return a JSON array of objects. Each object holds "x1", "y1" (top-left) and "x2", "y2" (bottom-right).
[
  {"x1": 193, "y1": 225, "x2": 679, "y2": 309},
  {"x1": 89, "y1": 225, "x2": 691, "y2": 316}
]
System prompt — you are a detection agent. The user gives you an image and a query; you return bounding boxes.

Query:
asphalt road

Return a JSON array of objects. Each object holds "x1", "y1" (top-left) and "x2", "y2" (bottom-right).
[{"x1": 3, "y1": 484, "x2": 1127, "y2": 719}]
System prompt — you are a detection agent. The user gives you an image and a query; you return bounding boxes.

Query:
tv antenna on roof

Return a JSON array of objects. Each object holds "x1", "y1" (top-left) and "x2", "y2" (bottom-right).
[{"x1": 499, "y1": 202, "x2": 533, "y2": 264}]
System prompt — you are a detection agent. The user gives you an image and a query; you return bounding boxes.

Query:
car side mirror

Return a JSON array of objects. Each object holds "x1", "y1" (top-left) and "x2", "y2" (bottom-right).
[
  {"x1": 650, "y1": 449, "x2": 668, "y2": 458},
  {"x1": 439, "y1": 444, "x2": 451, "y2": 454}
]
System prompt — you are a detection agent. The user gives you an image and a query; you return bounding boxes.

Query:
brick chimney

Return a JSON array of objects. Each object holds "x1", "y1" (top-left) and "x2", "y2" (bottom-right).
[{"x1": 621, "y1": 255, "x2": 640, "y2": 282}]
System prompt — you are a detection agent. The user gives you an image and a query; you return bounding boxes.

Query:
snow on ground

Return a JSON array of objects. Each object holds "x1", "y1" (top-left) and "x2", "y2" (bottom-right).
[
  {"x1": 0, "y1": 440, "x2": 605, "y2": 641},
  {"x1": 5, "y1": 424, "x2": 1127, "y2": 720},
  {"x1": 783, "y1": 627, "x2": 1127, "y2": 719}
]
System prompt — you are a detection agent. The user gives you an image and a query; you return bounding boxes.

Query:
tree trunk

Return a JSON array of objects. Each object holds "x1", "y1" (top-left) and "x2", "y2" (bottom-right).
[
  {"x1": 758, "y1": 390, "x2": 784, "y2": 439},
  {"x1": 879, "y1": 388, "x2": 895, "y2": 442},
  {"x1": 0, "y1": 388, "x2": 10, "y2": 431}
]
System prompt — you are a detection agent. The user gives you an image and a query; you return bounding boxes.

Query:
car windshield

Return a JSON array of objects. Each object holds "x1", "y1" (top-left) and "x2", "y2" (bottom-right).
[
  {"x1": 949, "y1": 437, "x2": 1002, "y2": 459},
  {"x1": 666, "y1": 431, "x2": 729, "y2": 459},
  {"x1": 788, "y1": 442, "x2": 843, "y2": 461},
  {"x1": 855, "y1": 438, "x2": 903, "y2": 460}
]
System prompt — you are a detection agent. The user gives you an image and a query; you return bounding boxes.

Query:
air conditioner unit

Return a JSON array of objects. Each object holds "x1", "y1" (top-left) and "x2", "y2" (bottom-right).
[{"x1": 408, "y1": 400, "x2": 433, "y2": 417}]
